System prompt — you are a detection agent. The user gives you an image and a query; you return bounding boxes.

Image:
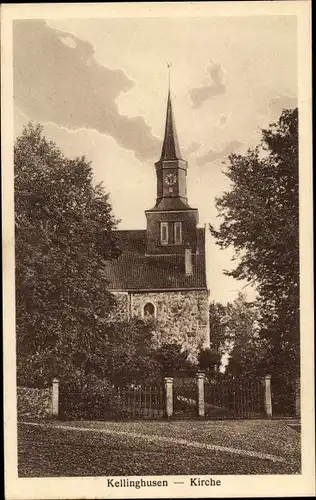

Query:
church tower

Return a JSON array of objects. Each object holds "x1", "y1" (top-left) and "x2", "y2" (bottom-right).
[
  {"x1": 104, "y1": 84, "x2": 210, "y2": 354},
  {"x1": 145, "y1": 90, "x2": 199, "y2": 256}
]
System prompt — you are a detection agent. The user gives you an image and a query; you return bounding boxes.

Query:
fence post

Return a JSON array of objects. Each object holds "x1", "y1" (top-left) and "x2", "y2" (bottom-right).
[
  {"x1": 52, "y1": 378, "x2": 59, "y2": 418},
  {"x1": 197, "y1": 371, "x2": 206, "y2": 417},
  {"x1": 164, "y1": 377, "x2": 173, "y2": 418},
  {"x1": 295, "y1": 378, "x2": 300, "y2": 418},
  {"x1": 263, "y1": 374, "x2": 272, "y2": 418}
]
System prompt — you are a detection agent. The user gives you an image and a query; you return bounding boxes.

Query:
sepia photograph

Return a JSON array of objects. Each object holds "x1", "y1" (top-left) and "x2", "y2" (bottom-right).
[{"x1": 2, "y1": 1, "x2": 314, "y2": 499}]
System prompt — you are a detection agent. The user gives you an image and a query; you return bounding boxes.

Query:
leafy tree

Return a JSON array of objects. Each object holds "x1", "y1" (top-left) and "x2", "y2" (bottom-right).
[
  {"x1": 223, "y1": 293, "x2": 268, "y2": 378},
  {"x1": 15, "y1": 123, "x2": 121, "y2": 387},
  {"x1": 197, "y1": 348, "x2": 221, "y2": 376},
  {"x1": 103, "y1": 319, "x2": 161, "y2": 386},
  {"x1": 153, "y1": 342, "x2": 194, "y2": 376},
  {"x1": 206, "y1": 294, "x2": 267, "y2": 379},
  {"x1": 196, "y1": 302, "x2": 229, "y2": 376},
  {"x1": 210, "y1": 109, "x2": 299, "y2": 390},
  {"x1": 208, "y1": 301, "x2": 229, "y2": 355}
]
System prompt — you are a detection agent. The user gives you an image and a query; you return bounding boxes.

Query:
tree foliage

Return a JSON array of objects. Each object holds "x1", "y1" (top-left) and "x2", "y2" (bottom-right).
[
  {"x1": 15, "y1": 123, "x2": 121, "y2": 386},
  {"x1": 103, "y1": 319, "x2": 162, "y2": 386},
  {"x1": 197, "y1": 302, "x2": 227, "y2": 375},
  {"x1": 153, "y1": 342, "x2": 194, "y2": 376},
  {"x1": 210, "y1": 109, "x2": 299, "y2": 383},
  {"x1": 208, "y1": 301, "x2": 229, "y2": 356},
  {"x1": 222, "y1": 293, "x2": 268, "y2": 378},
  {"x1": 197, "y1": 348, "x2": 221, "y2": 376},
  {"x1": 207, "y1": 294, "x2": 267, "y2": 378}
]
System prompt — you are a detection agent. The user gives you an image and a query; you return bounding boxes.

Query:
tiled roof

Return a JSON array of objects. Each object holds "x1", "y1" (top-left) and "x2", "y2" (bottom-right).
[
  {"x1": 147, "y1": 197, "x2": 194, "y2": 212},
  {"x1": 104, "y1": 228, "x2": 207, "y2": 291}
]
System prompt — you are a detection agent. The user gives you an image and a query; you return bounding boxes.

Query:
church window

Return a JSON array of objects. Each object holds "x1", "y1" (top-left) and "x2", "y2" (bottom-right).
[
  {"x1": 174, "y1": 221, "x2": 183, "y2": 244},
  {"x1": 143, "y1": 302, "x2": 155, "y2": 318},
  {"x1": 160, "y1": 222, "x2": 169, "y2": 245}
]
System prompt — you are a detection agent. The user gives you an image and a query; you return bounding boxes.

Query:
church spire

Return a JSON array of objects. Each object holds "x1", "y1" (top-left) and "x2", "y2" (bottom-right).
[
  {"x1": 160, "y1": 87, "x2": 182, "y2": 161},
  {"x1": 145, "y1": 78, "x2": 199, "y2": 255}
]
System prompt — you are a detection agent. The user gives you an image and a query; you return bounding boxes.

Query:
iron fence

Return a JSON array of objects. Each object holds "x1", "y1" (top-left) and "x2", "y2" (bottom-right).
[
  {"x1": 205, "y1": 377, "x2": 265, "y2": 419},
  {"x1": 173, "y1": 375, "x2": 198, "y2": 416},
  {"x1": 115, "y1": 385, "x2": 165, "y2": 419},
  {"x1": 59, "y1": 383, "x2": 165, "y2": 420},
  {"x1": 59, "y1": 375, "x2": 271, "y2": 421}
]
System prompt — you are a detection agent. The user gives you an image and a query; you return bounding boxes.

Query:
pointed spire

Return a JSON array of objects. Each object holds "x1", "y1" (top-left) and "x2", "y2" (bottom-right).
[
  {"x1": 168, "y1": 62, "x2": 171, "y2": 92},
  {"x1": 160, "y1": 68, "x2": 182, "y2": 161}
]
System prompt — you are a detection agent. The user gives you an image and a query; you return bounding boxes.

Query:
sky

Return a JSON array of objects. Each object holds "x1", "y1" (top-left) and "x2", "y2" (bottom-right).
[{"x1": 13, "y1": 15, "x2": 298, "y2": 303}]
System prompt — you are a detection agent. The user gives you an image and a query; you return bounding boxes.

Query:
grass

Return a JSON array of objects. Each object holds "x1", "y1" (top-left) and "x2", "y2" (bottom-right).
[
  {"x1": 62, "y1": 419, "x2": 300, "y2": 460},
  {"x1": 18, "y1": 420, "x2": 301, "y2": 477}
]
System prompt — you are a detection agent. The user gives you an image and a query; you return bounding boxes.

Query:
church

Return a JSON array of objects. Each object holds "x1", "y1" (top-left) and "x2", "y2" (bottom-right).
[{"x1": 104, "y1": 90, "x2": 210, "y2": 358}]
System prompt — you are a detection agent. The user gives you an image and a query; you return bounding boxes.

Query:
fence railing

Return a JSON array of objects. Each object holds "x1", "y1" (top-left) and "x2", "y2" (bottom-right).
[
  {"x1": 115, "y1": 385, "x2": 165, "y2": 419},
  {"x1": 173, "y1": 375, "x2": 198, "y2": 416},
  {"x1": 23, "y1": 373, "x2": 299, "y2": 421},
  {"x1": 204, "y1": 377, "x2": 265, "y2": 419},
  {"x1": 58, "y1": 383, "x2": 165, "y2": 421}
]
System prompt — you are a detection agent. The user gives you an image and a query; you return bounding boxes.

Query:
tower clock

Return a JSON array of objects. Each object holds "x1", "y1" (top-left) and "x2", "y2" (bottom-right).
[{"x1": 164, "y1": 173, "x2": 177, "y2": 186}]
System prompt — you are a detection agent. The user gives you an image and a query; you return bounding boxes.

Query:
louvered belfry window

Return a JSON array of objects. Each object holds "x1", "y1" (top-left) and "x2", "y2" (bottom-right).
[
  {"x1": 160, "y1": 222, "x2": 169, "y2": 245},
  {"x1": 174, "y1": 221, "x2": 182, "y2": 244}
]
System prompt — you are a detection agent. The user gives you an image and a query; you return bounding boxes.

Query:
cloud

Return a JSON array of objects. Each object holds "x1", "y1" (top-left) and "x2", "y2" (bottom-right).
[
  {"x1": 268, "y1": 95, "x2": 297, "y2": 121},
  {"x1": 196, "y1": 140, "x2": 243, "y2": 167},
  {"x1": 189, "y1": 62, "x2": 226, "y2": 109},
  {"x1": 13, "y1": 20, "x2": 160, "y2": 161},
  {"x1": 58, "y1": 36, "x2": 77, "y2": 49},
  {"x1": 182, "y1": 141, "x2": 202, "y2": 157}
]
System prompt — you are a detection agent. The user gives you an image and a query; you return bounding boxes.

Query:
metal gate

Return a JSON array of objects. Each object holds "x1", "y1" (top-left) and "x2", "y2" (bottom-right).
[
  {"x1": 59, "y1": 383, "x2": 166, "y2": 420},
  {"x1": 173, "y1": 375, "x2": 198, "y2": 417},
  {"x1": 205, "y1": 377, "x2": 265, "y2": 419}
]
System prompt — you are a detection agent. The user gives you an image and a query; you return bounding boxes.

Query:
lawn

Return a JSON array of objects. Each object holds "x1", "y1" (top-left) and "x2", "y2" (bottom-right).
[{"x1": 18, "y1": 420, "x2": 300, "y2": 477}]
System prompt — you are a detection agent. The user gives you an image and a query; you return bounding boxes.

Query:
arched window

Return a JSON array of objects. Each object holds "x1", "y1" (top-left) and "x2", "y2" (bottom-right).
[{"x1": 143, "y1": 302, "x2": 155, "y2": 318}]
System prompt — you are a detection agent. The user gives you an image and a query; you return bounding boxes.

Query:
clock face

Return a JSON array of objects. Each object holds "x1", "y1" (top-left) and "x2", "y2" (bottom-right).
[{"x1": 164, "y1": 173, "x2": 177, "y2": 186}]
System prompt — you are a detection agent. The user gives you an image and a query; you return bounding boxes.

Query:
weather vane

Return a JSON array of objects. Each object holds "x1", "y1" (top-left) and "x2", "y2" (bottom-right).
[{"x1": 167, "y1": 62, "x2": 172, "y2": 91}]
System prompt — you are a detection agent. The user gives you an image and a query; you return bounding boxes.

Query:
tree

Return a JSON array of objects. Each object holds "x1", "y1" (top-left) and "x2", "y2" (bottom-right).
[
  {"x1": 153, "y1": 342, "x2": 194, "y2": 376},
  {"x1": 206, "y1": 294, "x2": 267, "y2": 378},
  {"x1": 197, "y1": 302, "x2": 227, "y2": 375},
  {"x1": 210, "y1": 109, "x2": 299, "y2": 388},
  {"x1": 198, "y1": 348, "x2": 221, "y2": 376},
  {"x1": 223, "y1": 293, "x2": 268, "y2": 378},
  {"x1": 103, "y1": 319, "x2": 161, "y2": 386},
  {"x1": 208, "y1": 301, "x2": 228, "y2": 356},
  {"x1": 15, "y1": 123, "x2": 121, "y2": 387}
]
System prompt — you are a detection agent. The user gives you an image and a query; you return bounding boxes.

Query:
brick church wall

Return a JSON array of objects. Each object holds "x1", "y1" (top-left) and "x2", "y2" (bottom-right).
[
  {"x1": 131, "y1": 290, "x2": 210, "y2": 359},
  {"x1": 108, "y1": 290, "x2": 210, "y2": 359}
]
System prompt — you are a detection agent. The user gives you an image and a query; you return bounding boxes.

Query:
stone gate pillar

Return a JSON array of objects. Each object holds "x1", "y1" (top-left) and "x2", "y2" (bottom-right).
[
  {"x1": 197, "y1": 371, "x2": 206, "y2": 417},
  {"x1": 164, "y1": 377, "x2": 173, "y2": 418},
  {"x1": 263, "y1": 374, "x2": 272, "y2": 418},
  {"x1": 52, "y1": 377, "x2": 59, "y2": 418}
]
